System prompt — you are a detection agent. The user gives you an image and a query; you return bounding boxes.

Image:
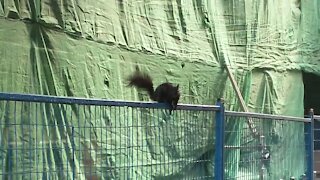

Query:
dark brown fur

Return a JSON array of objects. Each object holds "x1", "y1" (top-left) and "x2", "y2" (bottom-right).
[{"x1": 127, "y1": 69, "x2": 180, "y2": 114}]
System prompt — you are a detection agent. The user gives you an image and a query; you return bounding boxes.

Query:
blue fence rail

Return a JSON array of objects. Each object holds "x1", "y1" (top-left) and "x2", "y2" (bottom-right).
[{"x1": 0, "y1": 92, "x2": 314, "y2": 180}]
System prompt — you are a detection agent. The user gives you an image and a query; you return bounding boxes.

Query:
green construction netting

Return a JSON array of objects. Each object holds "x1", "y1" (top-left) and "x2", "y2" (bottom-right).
[{"x1": 0, "y1": 0, "x2": 319, "y2": 179}]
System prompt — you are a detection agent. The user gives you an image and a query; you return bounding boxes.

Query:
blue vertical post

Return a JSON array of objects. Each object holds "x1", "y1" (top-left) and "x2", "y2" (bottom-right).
[
  {"x1": 306, "y1": 108, "x2": 314, "y2": 180},
  {"x1": 215, "y1": 98, "x2": 225, "y2": 180},
  {"x1": 71, "y1": 126, "x2": 75, "y2": 180}
]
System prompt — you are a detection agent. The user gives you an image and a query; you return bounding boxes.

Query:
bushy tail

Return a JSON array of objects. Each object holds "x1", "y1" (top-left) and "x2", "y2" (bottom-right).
[{"x1": 127, "y1": 70, "x2": 155, "y2": 100}]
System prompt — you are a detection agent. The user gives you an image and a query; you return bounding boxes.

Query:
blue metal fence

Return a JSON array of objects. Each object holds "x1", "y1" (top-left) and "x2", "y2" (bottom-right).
[
  {"x1": 0, "y1": 92, "x2": 314, "y2": 179},
  {"x1": 222, "y1": 111, "x2": 313, "y2": 180},
  {"x1": 313, "y1": 115, "x2": 320, "y2": 179}
]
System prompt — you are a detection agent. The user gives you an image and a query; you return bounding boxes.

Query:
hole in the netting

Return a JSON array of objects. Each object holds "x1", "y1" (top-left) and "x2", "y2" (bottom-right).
[{"x1": 303, "y1": 72, "x2": 320, "y2": 150}]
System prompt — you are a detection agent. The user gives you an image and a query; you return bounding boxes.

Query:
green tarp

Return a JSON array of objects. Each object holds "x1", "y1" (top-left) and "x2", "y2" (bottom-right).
[{"x1": 0, "y1": 0, "x2": 319, "y2": 179}]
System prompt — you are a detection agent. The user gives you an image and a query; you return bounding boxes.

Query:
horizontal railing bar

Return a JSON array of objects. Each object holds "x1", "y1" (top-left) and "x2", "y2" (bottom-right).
[
  {"x1": 0, "y1": 92, "x2": 311, "y2": 121},
  {"x1": 0, "y1": 92, "x2": 220, "y2": 111},
  {"x1": 225, "y1": 111, "x2": 309, "y2": 122},
  {"x1": 224, "y1": 145, "x2": 262, "y2": 149}
]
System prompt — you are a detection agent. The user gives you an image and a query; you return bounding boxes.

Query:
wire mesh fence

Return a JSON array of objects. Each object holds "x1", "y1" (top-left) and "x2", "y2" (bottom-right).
[
  {"x1": 0, "y1": 93, "x2": 218, "y2": 179},
  {"x1": 223, "y1": 112, "x2": 312, "y2": 180},
  {"x1": 314, "y1": 115, "x2": 320, "y2": 179},
  {"x1": 0, "y1": 92, "x2": 314, "y2": 180}
]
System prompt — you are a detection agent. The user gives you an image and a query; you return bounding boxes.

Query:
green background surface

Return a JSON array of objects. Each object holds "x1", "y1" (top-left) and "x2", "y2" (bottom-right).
[{"x1": 0, "y1": 0, "x2": 319, "y2": 179}]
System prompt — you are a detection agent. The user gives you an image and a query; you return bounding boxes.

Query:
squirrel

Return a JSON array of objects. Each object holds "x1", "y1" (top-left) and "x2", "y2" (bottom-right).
[{"x1": 127, "y1": 67, "x2": 180, "y2": 114}]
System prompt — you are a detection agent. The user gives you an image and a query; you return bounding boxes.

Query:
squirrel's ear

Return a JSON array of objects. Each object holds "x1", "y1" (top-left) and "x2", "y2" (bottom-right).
[{"x1": 176, "y1": 84, "x2": 179, "y2": 89}]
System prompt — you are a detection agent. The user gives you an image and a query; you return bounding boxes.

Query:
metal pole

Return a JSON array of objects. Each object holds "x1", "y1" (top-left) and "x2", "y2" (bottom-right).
[
  {"x1": 306, "y1": 108, "x2": 314, "y2": 180},
  {"x1": 72, "y1": 126, "x2": 75, "y2": 180},
  {"x1": 214, "y1": 99, "x2": 225, "y2": 180},
  {"x1": 259, "y1": 135, "x2": 266, "y2": 180}
]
